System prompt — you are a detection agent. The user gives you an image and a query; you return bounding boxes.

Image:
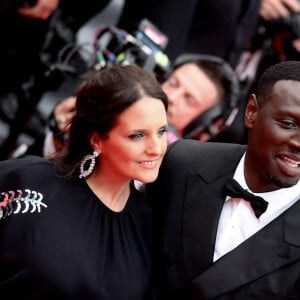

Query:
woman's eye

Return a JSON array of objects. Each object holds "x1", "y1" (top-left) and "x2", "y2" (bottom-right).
[
  {"x1": 157, "y1": 127, "x2": 167, "y2": 136},
  {"x1": 129, "y1": 133, "x2": 144, "y2": 140},
  {"x1": 128, "y1": 127, "x2": 167, "y2": 140}
]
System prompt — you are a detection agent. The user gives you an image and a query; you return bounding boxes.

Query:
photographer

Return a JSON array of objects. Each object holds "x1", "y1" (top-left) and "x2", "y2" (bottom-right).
[
  {"x1": 118, "y1": 0, "x2": 261, "y2": 69},
  {"x1": 15, "y1": 52, "x2": 241, "y2": 158},
  {"x1": 0, "y1": 0, "x2": 59, "y2": 94},
  {"x1": 259, "y1": 0, "x2": 300, "y2": 21},
  {"x1": 239, "y1": 0, "x2": 300, "y2": 99},
  {"x1": 0, "y1": 0, "x2": 114, "y2": 160}
]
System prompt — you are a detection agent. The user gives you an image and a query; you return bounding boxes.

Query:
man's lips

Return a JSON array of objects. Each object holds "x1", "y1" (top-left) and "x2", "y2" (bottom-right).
[
  {"x1": 276, "y1": 154, "x2": 300, "y2": 177},
  {"x1": 279, "y1": 155, "x2": 300, "y2": 168}
]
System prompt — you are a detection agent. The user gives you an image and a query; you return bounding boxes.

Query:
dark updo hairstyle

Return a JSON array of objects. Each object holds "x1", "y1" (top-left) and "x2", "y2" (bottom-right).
[{"x1": 51, "y1": 64, "x2": 168, "y2": 180}]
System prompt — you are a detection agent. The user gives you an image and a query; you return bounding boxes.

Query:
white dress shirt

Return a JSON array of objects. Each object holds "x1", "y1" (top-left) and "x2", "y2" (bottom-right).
[{"x1": 214, "y1": 154, "x2": 300, "y2": 261}]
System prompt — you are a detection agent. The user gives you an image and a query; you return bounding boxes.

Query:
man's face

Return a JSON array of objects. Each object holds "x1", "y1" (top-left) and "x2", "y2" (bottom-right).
[
  {"x1": 245, "y1": 80, "x2": 300, "y2": 192},
  {"x1": 161, "y1": 63, "x2": 219, "y2": 135}
]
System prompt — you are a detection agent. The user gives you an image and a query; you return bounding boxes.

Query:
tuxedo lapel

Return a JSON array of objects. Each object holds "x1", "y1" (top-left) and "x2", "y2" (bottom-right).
[
  {"x1": 181, "y1": 147, "x2": 244, "y2": 279},
  {"x1": 191, "y1": 199, "x2": 300, "y2": 299},
  {"x1": 182, "y1": 172, "x2": 228, "y2": 278}
]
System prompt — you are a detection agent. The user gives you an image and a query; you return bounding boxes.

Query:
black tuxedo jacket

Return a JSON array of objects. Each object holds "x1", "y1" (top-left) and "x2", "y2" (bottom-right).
[{"x1": 147, "y1": 139, "x2": 300, "y2": 300}]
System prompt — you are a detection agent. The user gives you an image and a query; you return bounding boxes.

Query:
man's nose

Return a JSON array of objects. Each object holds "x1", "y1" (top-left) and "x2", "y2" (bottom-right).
[{"x1": 290, "y1": 129, "x2": 300, "y2": 150}]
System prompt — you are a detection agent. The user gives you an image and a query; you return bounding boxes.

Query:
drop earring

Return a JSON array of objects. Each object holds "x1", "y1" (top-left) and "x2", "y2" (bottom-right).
[{"x1": 79, "y1": 150, "x2": 100, "y2": 179}]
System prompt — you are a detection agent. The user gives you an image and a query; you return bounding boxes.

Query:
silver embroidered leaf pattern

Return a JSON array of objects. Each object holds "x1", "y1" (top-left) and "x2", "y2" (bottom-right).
[{"x1": 0, "y1": 189, "x2": 47, "y2": 220}]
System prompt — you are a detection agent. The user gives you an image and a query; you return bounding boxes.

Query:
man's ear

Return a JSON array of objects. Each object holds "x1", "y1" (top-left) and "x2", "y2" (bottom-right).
[{"x1": 245, "y1": 94, "x2": 259, "y2": 129}]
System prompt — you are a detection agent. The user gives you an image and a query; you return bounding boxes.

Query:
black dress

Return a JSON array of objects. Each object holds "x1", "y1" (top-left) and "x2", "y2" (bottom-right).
[{"x1": 0, "y1": 156, "x2": 152, "y2": 300}]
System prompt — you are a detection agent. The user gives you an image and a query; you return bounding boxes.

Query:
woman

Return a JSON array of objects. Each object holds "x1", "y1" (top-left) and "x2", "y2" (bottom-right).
[{"x1": 0, "y1": 64, "x2": 168, "y2": 299}]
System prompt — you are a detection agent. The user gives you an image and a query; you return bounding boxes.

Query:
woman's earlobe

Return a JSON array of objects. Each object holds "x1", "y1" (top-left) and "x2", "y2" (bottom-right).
[{"x1": 90, "y1": 132, "x2": 102, "y2": 152}]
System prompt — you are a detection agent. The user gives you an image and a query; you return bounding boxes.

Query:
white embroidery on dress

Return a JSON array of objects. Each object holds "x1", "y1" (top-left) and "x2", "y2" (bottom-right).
[{"x1": 0, "y1": 189, "x2": 47, "y2": 220}]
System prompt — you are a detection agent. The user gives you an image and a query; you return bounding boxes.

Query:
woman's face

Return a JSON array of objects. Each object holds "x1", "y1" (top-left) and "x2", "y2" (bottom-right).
[{"x1": 97, "y1": 97, "x2": 168, "y2": 184}]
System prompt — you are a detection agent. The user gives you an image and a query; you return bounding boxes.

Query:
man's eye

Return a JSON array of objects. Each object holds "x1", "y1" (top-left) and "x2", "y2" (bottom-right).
[
  {"x1": 184, "y1": 94, "x2": 198, "y2": 107},
  {"x1": 280, "y1": 120, "x2": 297, "y2": 129},
  {"x1": 167, "y1": 76, "x2": 178, "y2": 87}
]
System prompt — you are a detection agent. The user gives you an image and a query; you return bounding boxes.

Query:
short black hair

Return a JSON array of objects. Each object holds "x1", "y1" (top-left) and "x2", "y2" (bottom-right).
[{"x1": 256, "y1": 60, "x2": 300, "y2": 105}]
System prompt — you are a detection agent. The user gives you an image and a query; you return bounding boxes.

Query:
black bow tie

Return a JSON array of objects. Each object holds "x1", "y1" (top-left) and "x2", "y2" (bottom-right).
[{"x1": 222, "y1": 178, "x2": 268, "y2": 218}]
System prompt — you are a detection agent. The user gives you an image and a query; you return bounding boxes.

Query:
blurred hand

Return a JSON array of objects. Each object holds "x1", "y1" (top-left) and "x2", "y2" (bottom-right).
[
  {"x1": 259, "y1": 0, "x2": 300, "y2": 21},
  {"x1": 49, "y1": 96, "x2": 76, "y2": 152},
  {"x1": 54, "y1": 96, "x2": 76, "y2": 132},
  {"x1": 18, "y1": 0, "x2": 59, "y2": 20}
]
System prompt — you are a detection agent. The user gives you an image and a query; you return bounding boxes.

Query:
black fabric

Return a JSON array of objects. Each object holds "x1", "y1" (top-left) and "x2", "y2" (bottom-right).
[
  {"x1": 147, "y1": 140, "x2": 300, "y2": 299},
  {"x1": 222, "y1": 178, "x2": 268, "y2": 218},
  {"x1": 0, "y1": 156, "x2": 152, "y2": 300}
]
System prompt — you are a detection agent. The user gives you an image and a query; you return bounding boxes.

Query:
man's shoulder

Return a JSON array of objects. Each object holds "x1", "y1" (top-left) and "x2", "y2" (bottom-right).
[
  {"x1": 167, "y1": 139, "x2": 245, "y2": 158},
  {"x1": 159, "y1": 140, "x2": 245, "y2": 182},
  {"x1": 161, "y1": 140, "x2": 245, "y2": 173}
]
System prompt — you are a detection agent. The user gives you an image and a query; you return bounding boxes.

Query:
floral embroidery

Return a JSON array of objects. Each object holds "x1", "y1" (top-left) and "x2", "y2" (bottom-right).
[{"x1": 0, "y1": 189, "x2": 47, "y2": 220}]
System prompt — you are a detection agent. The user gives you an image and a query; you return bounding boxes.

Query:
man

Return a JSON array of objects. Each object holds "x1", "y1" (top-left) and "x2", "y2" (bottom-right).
[
  {"x1": 259, "y1": 0, "x2": 300, "y2": 21},
  {"x1": 15, "y1": 54, "x2": 240, "y2": 157},
  {"x1": 0, "y1": 0, "x2": 59, "y2": 94},
  {"x1": 146, "y1": 60, "x2": 300, "y2": 299},
  {"x1": 0, "y1": 0, "x2": 113, "y2": 160},
  {"x1": 162, "y1": 54, "x2": 240, "y2": 143},
  {"x1": 118, "y1": 0, "x2": 261, "y2": 69}
]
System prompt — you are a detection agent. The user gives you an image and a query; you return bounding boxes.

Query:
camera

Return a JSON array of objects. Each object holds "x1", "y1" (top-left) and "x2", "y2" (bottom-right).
[
  {"x1": 92, "y1": 18, "x2": 171, "y2": 80},
  {"x1": 49, "y1": 19, "x2": 171, "y2": 144},
  {"x1": 54, "y1": 18, "x2": 171, "y2": 81}
]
